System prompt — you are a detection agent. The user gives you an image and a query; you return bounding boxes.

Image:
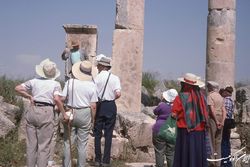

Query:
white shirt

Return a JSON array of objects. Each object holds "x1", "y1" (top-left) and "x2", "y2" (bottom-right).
[
  {"x1": 61, "y1": 78, "x2": 98, "y2": 108},
  {"x1": 94, "y1": 70, "x2": 121, "y2": 101},
  {"x1": 22, "y1": 78, "x2": 62, "y2": 104}
]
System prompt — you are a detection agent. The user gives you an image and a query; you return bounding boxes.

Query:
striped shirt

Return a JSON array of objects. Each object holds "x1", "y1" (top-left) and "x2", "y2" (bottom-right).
[{"x1": 224, "y1": 96, "x2": 234, "y2": 119}]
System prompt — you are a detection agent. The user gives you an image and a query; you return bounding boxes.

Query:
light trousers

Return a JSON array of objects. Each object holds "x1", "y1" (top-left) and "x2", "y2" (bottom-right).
[
  {"x1": 26, "y1": 106, "x2": 54, "y2": 167},
  {"x1": 208, "y1": 118, "x2": 223, "y2": 167},
  {"x1": 63, "y1": 108, "x2": 91, "y2": 167}
]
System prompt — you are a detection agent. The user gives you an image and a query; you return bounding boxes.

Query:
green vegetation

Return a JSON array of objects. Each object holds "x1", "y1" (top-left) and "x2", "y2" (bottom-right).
[
  {"x1": 142, "y1": 72, "x2": 159, "y2": 95},
  {"x1": 0, "y1": 75, "x2": 26, "y2": 166},
  {"x1": 163, "y1": 79, "x2": 180, "y2": 92},
  {"x1": 0, "y1": 129, "x2": 26, "y2": 167},
  {"x1": 0, "y1": 75, "x2": 22, "y2": 104}
]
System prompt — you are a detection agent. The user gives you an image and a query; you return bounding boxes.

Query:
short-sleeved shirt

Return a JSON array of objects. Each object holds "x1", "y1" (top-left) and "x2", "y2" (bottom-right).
[
  {"x1": 61, "y1": 78, "x2": 98, "y2": 108},
  {"x1": 63, "y1": 49, "x2": 87, "y2": 79},
  {"x1": 22, "y1": 78, "x2": 62, "y2": 104},
  {"x1": 207, "y1": 91, "x2": 224, "y2": 121},
  {"x1": 94, "y1": 70, "x2": 121, "y2": 101},
  {"x1": 224, "y1": 96, "x2": 234, "y2": 119}
]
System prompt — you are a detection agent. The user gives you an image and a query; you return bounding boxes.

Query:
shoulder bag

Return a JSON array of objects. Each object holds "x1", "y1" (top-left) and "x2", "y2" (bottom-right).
[
  {"x1": 96, "y1": 72, "x2": 111, "y2": 111},
  {"x1": 157, "y1": 115, "x2": 177, "y2": 144},
  {"x1": 224, "y1": 118, "x2": 236, "y2": 129}
]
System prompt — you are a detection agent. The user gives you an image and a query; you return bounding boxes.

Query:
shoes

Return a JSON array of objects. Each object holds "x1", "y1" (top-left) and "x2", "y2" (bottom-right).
[
  {"x1": 94, "y1": 162, "x2": 111, "y2": 167},
  {"x1": 94, "y1": 162, "x2": 101, "y2": 167},
  {"x1": 102, "y1": 163, "x2": 111, "y2": 167}
]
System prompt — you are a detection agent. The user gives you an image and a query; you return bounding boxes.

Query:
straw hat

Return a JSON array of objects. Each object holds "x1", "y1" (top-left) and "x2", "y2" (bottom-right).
[
  {"x1": 71, "y1": 60, "x2": 93, "y2": 81},
  {"x1": 178, "y1": 73, "x2": 205, "y2": 87},
  {"x1": 35, "y1": 59, "x2": 60, "y2": 80},
  {"x1": 71, "y1": 40, "x2": 79, "y2": 47},
  {"x1": 162, "y1": 89, "x2": 178, "y2": 103},
  {"x1": 97, "y1": 55, "x2": 112, "y2": 67}
]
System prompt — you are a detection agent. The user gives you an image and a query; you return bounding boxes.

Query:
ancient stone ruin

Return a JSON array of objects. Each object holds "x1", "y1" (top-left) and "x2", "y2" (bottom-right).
[{"x1": 206, "y1": 0, "x2": 236, "y2": 89}]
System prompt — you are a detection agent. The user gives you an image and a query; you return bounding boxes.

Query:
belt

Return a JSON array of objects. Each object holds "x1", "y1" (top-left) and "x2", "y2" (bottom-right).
[
  {"x1": 66, "y1": 106, "x2": 89, "y2": 110},
  {"x1": 34, "y1": 101, "x2": 55, "y2": 107},
  {"x1": 101, "y1": 100, "x2": 115, "y2": 102}
]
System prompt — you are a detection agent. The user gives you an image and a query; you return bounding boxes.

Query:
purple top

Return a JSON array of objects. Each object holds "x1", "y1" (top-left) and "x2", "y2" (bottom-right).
[{"x1": 152, "y1": 102, "x2": 172, "y2": 134}]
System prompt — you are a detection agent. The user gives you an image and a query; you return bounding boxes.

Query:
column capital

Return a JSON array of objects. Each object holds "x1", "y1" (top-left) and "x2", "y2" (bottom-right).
[
  {"x1": 209, "y1": 0, "x2": 236, "y2": 10},
  {"x1": 63, "y1": 24, "x2": 97, "y2": 34}
]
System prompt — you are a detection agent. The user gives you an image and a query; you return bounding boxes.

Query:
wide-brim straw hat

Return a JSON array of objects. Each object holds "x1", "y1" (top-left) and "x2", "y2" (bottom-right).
[
  {"x1": 71, "y1": 60, "x2": 93, "y2": 81},
  {"x1": 178, "y1": 73, "x2": 205, "y2": 87},
  {"x1": 162, "y1": 89, "x2": 178, "y2": 103},
  {"x1": 35, "y1": 59, "x2": 60, "y2": 80}
]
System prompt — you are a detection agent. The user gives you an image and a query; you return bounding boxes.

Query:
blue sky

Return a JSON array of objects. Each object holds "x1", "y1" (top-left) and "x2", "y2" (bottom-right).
[{"x1": 0, "y1": 1, "x2": 249, "y2": 82}]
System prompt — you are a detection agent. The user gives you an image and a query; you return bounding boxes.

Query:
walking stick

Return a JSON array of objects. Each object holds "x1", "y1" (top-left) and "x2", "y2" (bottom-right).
[{"x1": 67, "y1": 118, "x2": 73, "y2": 167}]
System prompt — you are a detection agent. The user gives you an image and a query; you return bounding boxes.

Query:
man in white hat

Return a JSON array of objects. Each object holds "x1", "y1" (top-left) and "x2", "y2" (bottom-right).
[
  {"x1": 61, "y1": 40, "x2": 88, "y2": 81},
  {"x1": 93, "y1": 55, "x2": 121, "y2": 167},
  {"x1": 58, "y1": 60, "x2": 98, "y2": 167},
  {"x1": 207, "y1": 81, "x2": 226, "y2": 167},
  {"x1": 15, "y1": 58, "x2": 68, "y2": 167}
]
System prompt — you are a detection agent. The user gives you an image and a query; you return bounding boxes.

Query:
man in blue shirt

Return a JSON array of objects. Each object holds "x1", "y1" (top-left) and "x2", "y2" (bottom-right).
[{"x1": 61, "y1": 40, "x2": 88, "y2": 80}]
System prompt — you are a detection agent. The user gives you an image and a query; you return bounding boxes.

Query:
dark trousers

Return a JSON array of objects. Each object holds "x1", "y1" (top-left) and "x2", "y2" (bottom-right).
[
  {"x1": 94, "y1": 101, "x2": 117, "y2": 164},
  {"x1": 221, "y1": 128, "x2": 232, "y2": 167}
]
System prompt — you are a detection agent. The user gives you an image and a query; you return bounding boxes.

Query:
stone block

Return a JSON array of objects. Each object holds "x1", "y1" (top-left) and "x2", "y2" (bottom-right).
[
  {"x1": 117, "y1": 111, "x2": 155, "y2": 148},
  {"x1": 206, "y1": 62, "x2": 235, "y2": 88},
  {"x1": 86, "y1": 134, "x2": 129, "y2": 161},
  {"x1": 209, "y1": 0, "x2": 236, "y2": 10},
  {"x1": 115, "y1": 0, "x2": 145, "y2": 30},
  {"x1": 112, "y1": 29, "x2": 144, "y2": 112}
]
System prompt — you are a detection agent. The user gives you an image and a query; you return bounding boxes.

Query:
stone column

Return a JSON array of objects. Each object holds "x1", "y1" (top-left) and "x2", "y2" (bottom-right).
[
  {"x1": 206, "y1": 0, "x2": 236, "y2": 89},
  {"x1": 111, "y1": 0, "x2": 145, "y2": 112},
  {"x1": 63, "y1": 24, "x2": 98, "y2": 76}
]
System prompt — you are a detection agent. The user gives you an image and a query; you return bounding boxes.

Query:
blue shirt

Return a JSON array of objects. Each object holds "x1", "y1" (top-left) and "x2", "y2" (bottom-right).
[{"x1": 70, "y1": 50, "x2": 81, "y2": 64}]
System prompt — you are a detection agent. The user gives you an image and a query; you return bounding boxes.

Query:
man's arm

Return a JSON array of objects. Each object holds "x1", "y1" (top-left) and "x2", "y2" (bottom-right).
[
  {"x1": 54, "y1": 95, "x2": 69, "y2": 121},
  {"x1": 15, "y1": 84, "x2": 33, "y2": 103},
  {"x1": 221, "y1": 104, "x2": 226, "y2": 126},
  {"x1": 208, "y1": 105, "x2": 217, "y2": 123},
  {"x1": 90, "y1": 102, "x2": 96, "y2": 125},
  {"x1": 115, "y1": 90, "x2": 121, "y2": 100},
  {"x1": 61, "y1": 48, "x2": 70, "y2": 60}
]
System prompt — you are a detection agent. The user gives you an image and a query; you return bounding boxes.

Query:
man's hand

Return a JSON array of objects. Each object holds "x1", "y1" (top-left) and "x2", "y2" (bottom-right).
[
  {"x1": 216, "y1": 121, "x2": 223, "y2": 129},
  {"x1": 63, "y1": 113, "x2": 70, "y2": 122}
]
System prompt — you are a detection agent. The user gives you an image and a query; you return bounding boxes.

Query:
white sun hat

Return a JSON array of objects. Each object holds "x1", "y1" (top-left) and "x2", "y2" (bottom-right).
[
  {"x1": 162, "y1": 89, "x2": 178, "y2": 103},
  {"x1": 35, "y1": 58, "x2": 60, "y2": 80}
]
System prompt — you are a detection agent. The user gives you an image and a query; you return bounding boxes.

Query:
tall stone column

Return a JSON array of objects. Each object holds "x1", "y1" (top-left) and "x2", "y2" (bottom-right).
[
  {"x1": 63, "y1": 24, "x2": 98, "y2": 76},
  {"x1": 111, "y1": 0, "x2": 145, "y2": 112},
  {"x1": 206, "y1": 0, "x2": 236, "y2": 89}
]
